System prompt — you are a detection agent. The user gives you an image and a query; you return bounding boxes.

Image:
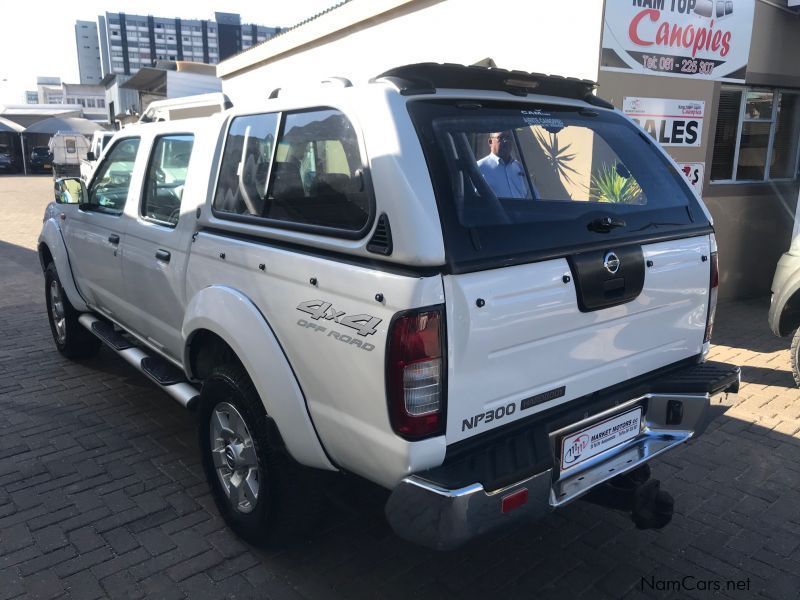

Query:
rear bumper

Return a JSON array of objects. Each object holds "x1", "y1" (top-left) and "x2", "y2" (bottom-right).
[{"x1": 385, "y1": 361, "x2": 739, "y2": 550}]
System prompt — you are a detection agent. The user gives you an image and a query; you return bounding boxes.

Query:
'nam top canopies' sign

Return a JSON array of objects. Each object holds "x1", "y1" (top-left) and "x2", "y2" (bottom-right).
[{"x1": 601, "y1": 0, "x2": 755, "y2": 82}]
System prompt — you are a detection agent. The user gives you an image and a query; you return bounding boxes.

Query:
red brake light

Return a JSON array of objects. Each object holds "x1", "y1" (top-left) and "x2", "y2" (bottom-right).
[
  {"x1": 386, "y1": 306, "x2": 445, "y2": 440},
  {"x1": 704, "y1": 252, "x2": 718, "y2": 343}
]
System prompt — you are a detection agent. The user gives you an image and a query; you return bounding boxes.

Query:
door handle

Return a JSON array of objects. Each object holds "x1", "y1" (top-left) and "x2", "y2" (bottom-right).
[
  {"x1": 155, "y1": 249, "x2": 171, "y2": 263},
  {"x1": 108, "y1": 234, "x2": 120, "y2": 245}
]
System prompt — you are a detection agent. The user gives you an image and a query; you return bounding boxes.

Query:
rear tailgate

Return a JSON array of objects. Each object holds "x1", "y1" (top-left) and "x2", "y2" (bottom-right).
[{"x1": 444, "y1": 235, "x2": 710, "y2": 443}]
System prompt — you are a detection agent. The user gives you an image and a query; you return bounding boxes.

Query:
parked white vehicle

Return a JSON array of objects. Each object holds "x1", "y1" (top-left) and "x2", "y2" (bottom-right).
[
  {"x1": 39, "y1": 65, "x2": 739, "y2": 549},
  {"x1": 48, "y1": 132, "x2": 91, "y2": 178},
  {"x1": 80, "y1": 131, "x2": 116, "y2": 181},
  {"x1": 768, "y1": 186, "x2": 800, "y2": 384}
]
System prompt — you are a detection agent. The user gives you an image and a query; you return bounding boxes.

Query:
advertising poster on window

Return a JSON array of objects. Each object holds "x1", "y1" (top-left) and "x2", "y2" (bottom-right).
[
  {"x1": 601, "y1": 0, "x2": 755, "y2": 82},
  {"x1": 623, "y1": 97, "x2": 705, "y2": 147},
  {"x1": 679, "y1": 162, "x2": 705, "y2": 195}
]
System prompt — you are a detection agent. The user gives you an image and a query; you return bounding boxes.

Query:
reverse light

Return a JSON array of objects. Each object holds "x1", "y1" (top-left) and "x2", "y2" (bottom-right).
[
  {"x1": 386, "y1": 306, "x2": 445, "y2": 440},
  {"x1": 704, "y1": 250, "x2": 719, "y2": 344}
]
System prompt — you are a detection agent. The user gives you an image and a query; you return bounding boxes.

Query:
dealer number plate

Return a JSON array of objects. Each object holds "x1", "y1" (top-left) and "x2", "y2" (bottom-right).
[{"x1": 560, "y1": 407, "x2": 642, "y2": 470}]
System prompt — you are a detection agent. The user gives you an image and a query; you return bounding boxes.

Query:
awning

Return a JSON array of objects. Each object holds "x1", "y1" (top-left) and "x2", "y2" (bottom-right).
[
  {"x1": 0, "y1": 116, "x2": 24, "y2": 133},
  {"x1": 120, "y1": 68, "x2": 167, "y2": 93},
  {"x1": 24, "y1": 116, "x2": 105, "y2": 135}
]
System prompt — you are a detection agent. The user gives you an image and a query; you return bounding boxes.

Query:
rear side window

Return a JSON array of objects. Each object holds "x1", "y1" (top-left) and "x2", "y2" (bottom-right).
[
  {"x1": 213, "y1": 108, "x2": 371, "y2": 236},
  {"x1": 213, "y1": 113, "x2": 278, "y2": 216},
  {"x1": 409, "y1": 100, "x2": 711, "y2": 272},
  {"x1": 141, "y1": 134, "x2": 194, "y2": 227}
]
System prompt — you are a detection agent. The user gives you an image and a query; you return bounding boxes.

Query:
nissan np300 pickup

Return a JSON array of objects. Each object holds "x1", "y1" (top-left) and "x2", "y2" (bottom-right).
[{"x1": 39, "y1": 63, "x2": 739, "y2": 549}]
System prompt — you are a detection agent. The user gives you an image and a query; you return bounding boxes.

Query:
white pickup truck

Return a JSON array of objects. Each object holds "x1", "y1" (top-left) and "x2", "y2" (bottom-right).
[{"x1": 39, "y1": 64, "x2": 739, "y2": 550}]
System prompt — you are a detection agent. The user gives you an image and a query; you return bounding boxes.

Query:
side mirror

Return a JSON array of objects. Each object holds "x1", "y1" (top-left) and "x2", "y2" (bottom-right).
[
  {"x1": 86, "y1": 151, "x2": 96, "y2": 161},
  {"x1": 54, "y1": 177, "x2": 87, "y2": 205}
]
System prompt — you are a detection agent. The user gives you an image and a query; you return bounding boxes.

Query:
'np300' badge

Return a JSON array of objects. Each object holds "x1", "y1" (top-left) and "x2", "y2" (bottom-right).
[{"x1": 604, "y1": 252, "x2": 620, "y2": 274}]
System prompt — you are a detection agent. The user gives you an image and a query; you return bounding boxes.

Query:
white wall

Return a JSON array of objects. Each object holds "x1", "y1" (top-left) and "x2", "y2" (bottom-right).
[{"x1": 220, "y1": 0, "x2": 603, "y2": 103}]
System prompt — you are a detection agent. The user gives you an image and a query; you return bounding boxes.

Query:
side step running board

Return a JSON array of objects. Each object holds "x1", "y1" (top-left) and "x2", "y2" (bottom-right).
[
  {"x1": 91, "y1": 320, "x2": 134, "y2": 350},
  {"x1": 78, "y1": 314, "x2": 199, "y2": 409}
]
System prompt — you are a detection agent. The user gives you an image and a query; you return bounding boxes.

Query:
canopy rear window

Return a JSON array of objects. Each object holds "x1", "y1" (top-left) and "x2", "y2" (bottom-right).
[{"x1": 408, "y1": 100, "x2": 711, "y2": 272}]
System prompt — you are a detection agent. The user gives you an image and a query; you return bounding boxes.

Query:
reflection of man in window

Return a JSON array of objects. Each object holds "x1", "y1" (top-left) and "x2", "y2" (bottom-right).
[{"x1": 477, "y1": 131, "x2": 531, "y2": 198}]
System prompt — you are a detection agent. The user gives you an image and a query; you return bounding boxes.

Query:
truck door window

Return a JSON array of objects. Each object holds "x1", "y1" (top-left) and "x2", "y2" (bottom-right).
[
  {"x1": 86, "y1": 138, "x2": 140, "y2": 215},
  {"x1": 141, "y1": 134, "x2": 194, "y2": 227}
]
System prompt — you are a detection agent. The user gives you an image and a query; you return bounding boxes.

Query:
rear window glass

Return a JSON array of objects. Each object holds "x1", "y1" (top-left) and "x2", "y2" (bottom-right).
[{"x1": 408, "y1": 100, "x2": 710, "y2": 271}]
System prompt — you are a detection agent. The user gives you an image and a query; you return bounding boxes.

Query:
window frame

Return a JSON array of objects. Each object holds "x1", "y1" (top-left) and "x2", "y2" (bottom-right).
[
  {"x1": 210, "y1": 107, "x2": 376, "y2": 240},
  {"x1": 83, "y1": 137, "x2": 141, "y2": 216},
  {"x1": 140, "y1": 133, "x2": 195, "y2": 229},
  {"x1": 712, "y1": 86, "x2": 800, "y2": 184}
]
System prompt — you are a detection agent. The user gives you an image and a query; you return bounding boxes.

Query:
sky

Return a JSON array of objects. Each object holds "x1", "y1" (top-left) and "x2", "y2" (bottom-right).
[{"x1": 0, "y1": 0, "x2": 340, "y2": 105}]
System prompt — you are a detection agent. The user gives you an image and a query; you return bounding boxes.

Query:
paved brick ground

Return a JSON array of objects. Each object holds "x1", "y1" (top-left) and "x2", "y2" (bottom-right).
[{"x1": 1, "y1": 174, "x2": 800, "y2": 599}]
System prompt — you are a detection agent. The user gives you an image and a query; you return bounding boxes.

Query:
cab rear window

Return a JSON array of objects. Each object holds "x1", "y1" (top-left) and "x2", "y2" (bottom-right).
[{"x1": 408, "y1": 100, "x2": 711, "y2": 272}]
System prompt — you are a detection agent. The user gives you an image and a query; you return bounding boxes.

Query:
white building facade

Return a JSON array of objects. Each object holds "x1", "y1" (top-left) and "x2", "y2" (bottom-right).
[{"x1": 75, "y1": 21, "x2": 103, "y2": 85}]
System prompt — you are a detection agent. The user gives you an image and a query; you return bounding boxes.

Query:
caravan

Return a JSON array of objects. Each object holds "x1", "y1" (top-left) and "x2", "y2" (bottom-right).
[{"x1": 48, "y1": 132, "x2": 91, "y2": 178}]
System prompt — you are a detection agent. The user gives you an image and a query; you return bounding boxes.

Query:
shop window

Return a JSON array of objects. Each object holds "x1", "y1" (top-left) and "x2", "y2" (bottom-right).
[{"x1": 711, "y1": 87, "x2": 800, "y2": 182}]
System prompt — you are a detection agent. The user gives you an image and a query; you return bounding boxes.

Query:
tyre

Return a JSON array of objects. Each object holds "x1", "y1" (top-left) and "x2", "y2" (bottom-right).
[
  {"x1": 790, "y1": 328, "x2": 800, "y2": 387},
  {"x1": 198, "y1": 363, "x2": 285, "y2": 545},
  {"x1": 44, "y1": 263, "x2": 101, "y2": 359}
]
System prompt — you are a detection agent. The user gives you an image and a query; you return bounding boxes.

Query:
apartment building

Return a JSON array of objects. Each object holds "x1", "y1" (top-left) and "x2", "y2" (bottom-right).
[
  {"x1": 87, "y1": 11, "x2": 279, "y2": 79},
  {"x1": 36, "y1": 78, "x2": 65, "y2": 104},
  {"x1": 75, "y1": 21, "x2": 103, "y2": 84},
  {"x1": 61, "y1": 83, "x2": 106, "y2": 121},
  {"x1": 32, "y1": 77, "x2": 107, "y2": 122}
]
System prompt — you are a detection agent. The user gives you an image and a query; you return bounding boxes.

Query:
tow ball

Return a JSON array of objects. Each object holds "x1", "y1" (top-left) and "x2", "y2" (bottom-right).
[{"x1": 583, "y1": 464, "x2": 674, "y2": 529}]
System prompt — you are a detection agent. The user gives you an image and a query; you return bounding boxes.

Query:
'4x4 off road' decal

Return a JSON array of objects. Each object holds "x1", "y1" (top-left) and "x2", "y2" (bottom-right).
[{"x1": 296, "y1": 300, "x2": 381, "y2": 337}]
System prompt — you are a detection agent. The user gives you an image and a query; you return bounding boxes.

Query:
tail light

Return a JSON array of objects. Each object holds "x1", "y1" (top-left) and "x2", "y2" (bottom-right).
[
  {"x1": 704, "y1": 250, "x2": 719, "y2": 344},
  {"x1": 386, "y1": 306, "x2": 446, "y2": 440}
]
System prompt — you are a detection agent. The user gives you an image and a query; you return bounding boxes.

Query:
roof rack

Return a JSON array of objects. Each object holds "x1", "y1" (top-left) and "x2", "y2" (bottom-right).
[
  {"x1": 268, "y1": 76, "x2": 353, "y2": 100},
  {"x1": 371, "y1": 63, "x2": 601, "y2": 103}
]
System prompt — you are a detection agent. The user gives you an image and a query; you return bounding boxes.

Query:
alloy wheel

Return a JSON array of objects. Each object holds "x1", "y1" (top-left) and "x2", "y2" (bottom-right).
[
  {"x1": 210, "y1": 402, "x2": 260, "y2": 514},
  {"x1": 49, "y1": 280, "x2": 67, "y2": 344}
]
